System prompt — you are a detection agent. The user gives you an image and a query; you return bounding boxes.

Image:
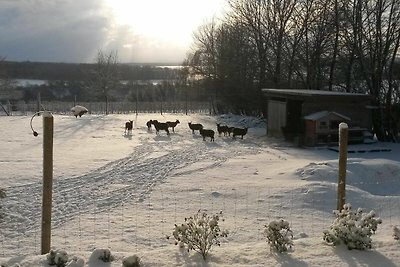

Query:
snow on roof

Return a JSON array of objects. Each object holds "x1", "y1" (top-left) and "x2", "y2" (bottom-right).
[
  {"x1": 304, "y1": 110, "x2": 351, "y2": 121},
  {"x1": 262, "y1": 88, "x2": 370, "y2": 97}
]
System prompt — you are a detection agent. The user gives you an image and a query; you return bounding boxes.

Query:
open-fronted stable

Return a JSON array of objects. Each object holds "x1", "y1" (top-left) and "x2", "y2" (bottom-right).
[{"x1": 262, "y1": 89, "x2": 374, "y2": 146}]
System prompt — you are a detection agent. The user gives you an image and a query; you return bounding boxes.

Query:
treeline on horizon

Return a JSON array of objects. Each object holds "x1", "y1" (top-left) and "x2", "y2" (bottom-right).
[
  {"x1": 2, "y1": 61, "x2": 180, "y2": 81},
  {"x1": 0, "y1": 59, "x2": 210, "y2": 110}
]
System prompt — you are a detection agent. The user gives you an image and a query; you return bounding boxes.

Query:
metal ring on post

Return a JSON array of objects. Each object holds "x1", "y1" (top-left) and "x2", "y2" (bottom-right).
[{"x1": 30, "y1": 111, "x2": 45, "y2": 137}]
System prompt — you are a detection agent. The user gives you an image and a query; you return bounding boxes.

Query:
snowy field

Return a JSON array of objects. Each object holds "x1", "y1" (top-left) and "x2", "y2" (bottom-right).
[{"x1": 0, "y1": 112, "x2": 399, "y2": 266}]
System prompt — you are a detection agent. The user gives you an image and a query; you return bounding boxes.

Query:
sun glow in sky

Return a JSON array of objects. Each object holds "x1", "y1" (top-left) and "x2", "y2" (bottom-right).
[
  {"x1": 0, "y1": 0, "x2": 227, "y2": 63},
  {"x1": 103, "y1": 0, "x2": 226, "y2": 61}
]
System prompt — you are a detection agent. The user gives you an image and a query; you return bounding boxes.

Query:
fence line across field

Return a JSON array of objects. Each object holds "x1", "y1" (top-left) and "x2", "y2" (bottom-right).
[
  {"x1": 2, "y1": 101, "x2": 212, "y2": 115},
  {"x1": 0, "y1": 184, "x2": 399, "y2": 258}
]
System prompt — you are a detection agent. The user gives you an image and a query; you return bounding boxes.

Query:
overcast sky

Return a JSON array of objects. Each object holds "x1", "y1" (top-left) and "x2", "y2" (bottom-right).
[{"x1": 0, "y1": 0, "x2": 226, "y2": 64}]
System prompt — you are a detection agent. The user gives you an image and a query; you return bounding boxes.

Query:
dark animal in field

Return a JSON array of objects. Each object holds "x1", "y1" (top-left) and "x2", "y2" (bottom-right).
[
  {"x1": 216, "y1": 123, "x2": 229, "y2": 136},
  {"x1": 125, "y1": 120, "x2": 133, "y2": 134},
  {"x1": 166, "y1": 119, "x2": 180, "y2": 132},
  {"x1": 227, "y1": 127, "x2": 235, "y2": 136},
  {"x1": 232, "y1": 127, "x2": 248, "y2": 139},
  {"x1": 146, "y1": 120, "x2": 153, "y2": 130},
  {"x1": 188, "y1": 122, "x2": 203, "y2": 134},
  {"x1": 200, "y1": 129, "x2": 215, "y2": 142},
  {"x1": 153, "y1": 120, "x2": 170, "y2": 135}
]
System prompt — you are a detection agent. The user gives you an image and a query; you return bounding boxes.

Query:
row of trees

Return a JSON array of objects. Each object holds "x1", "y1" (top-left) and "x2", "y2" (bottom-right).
[
  {"x1": 184, "y1": 0, "x2": 400, "y2": 140},
  {"x1": 0, "y1": 52, "x2": 210, "y2": 113}
]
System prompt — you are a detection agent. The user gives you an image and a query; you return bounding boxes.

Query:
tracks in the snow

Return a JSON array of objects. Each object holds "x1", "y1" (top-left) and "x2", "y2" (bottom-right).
[{"x1": 1, "y1": 133, "x2": 263, "y2": 237}]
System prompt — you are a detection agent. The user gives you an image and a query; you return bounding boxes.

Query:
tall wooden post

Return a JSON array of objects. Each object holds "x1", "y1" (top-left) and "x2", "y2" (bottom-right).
[
  {"x1": 337, "y1": 122, "x2": 348, "y2": 211},
  {"x1": 41, "y1": 112, "x2": 54, "y2": 254},
  {"x1": 135, "y1": 85, "x2": 138, "y2": 115},
  {"x1": 37, "y1": 92, "x2": 41, "y2": 113},
  {"x1": 105, "y1": 95, "x2": 109, "y2": 115},
  {"x1": 7, "y1": 100, "x2": 11, "y2": 115}
]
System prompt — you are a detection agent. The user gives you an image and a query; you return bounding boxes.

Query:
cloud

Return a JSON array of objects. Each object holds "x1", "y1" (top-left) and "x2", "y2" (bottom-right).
[
  {"x1": 0, "y1": 0, "x2": 187, "y2": 63},
  {"x1": 0, "y1": 0, "x2": 112, "y2": 62}
]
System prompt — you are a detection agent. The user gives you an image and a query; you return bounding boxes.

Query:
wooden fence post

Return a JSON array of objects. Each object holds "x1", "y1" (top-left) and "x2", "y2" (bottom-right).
[
  {"x1": 37, "y1": 92, "x2": 41, "y2": 113},
  {"x1": 41, "y1": 112, "x2": 54, "y2": 254},
  {"x1": 337, "y1": 122, "x2": 348, "y2": 211}
]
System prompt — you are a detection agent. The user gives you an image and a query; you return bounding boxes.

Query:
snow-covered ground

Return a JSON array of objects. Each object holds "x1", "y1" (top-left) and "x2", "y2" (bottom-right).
[{"x1": 0, "y1": 112, "x2": 399, "y2": 266}]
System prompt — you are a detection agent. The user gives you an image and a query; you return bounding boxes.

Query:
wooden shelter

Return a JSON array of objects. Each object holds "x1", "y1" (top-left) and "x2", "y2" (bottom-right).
[{"x1": 262, "y1": 89, "x2": 374, "y2": 146}]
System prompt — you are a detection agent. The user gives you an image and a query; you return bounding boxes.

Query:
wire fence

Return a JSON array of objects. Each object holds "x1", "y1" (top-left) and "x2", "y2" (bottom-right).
[
  {"x1": 0, "y1": 183, "x2": 399, "y2": 258},
  {"x1": 1, "y1": 101, "x2": 212, "y2": 116}
]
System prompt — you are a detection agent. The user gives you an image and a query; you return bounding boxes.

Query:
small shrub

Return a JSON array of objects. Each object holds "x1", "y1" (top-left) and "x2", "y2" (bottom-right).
[
  {"x1": 122, "y1": 255, "x2": 142, "y2": 267},
  {"x1": 47, "y1": 249, "x2": 68, "y2": 267},
  {"x1": 264, "y1": 219, "x2": 293, "y2": 253},
  {"x1": 90, "y1": 248, "x2": 114, "y2": 263},
  {"x1": 323, "y1": 203, "x2": 382, "y2": 250},
  {"x1": 172, "y1": 210, "x2": 229, "y2": 260}
]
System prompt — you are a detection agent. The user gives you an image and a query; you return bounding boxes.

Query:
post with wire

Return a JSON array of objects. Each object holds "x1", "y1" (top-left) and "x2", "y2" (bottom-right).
[
  {"x1": 337, "y1": 122, "x2": 348, "y2": 211},
  {"x1": 31, "y1": 111, "x2": 54, "y2": 254}
]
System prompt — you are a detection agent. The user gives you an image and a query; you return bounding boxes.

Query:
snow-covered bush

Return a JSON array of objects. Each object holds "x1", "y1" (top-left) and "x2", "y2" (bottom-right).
[
  {"x1": 172, "y1": 210, "x2": 229, "y2": 260},
  {"x1": 122, "y1": 255, "x2": 142, "y2": 267},
  {"x1": 47, "y1": 249, "x2": 68, "y2": 267},
  {"x1": 323, "y1": 203, "x2": 382, "y2": 250},
  {"x1": 90, "y1": 248, "x2": 114, "y2": 263},
  {"x1": 264, "y1": 219, "x2": 294, "y2": 253},
  {"x1": 393, "y1": 226, "x2": 400, "y2": 240}
]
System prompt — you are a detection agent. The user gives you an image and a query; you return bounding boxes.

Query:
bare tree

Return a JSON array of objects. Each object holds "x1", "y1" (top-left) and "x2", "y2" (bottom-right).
[
  {"x1": 350, "y1": 0, "x2": 400, "y2": 140},
  {"x1": 227, "y1": 0, "x2": 270, "y2": 88},
  {"x1": 0, "y1": 56, "x2": 17, "y2": 115},
  {"x1": 264, "y1": 0, "x2": 298, "y2": 88},
  {"x1": 215, "y1": 20, "x2": 260, "y2": 113},
  {"x1": 187, "y1": 20, "x2": 221, "y2": 113},
  {"x1": 89, "y1": 50, "x2": 120, "y2": 115}
]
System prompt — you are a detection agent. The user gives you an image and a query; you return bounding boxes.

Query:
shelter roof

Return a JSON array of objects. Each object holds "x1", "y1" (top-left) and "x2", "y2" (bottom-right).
[
  {"x1": 262, "y1": 89, "x2": 373, "y2": 101},
  {"x1": 304, "y1": 110, "x2": 351, "y2": 121}
]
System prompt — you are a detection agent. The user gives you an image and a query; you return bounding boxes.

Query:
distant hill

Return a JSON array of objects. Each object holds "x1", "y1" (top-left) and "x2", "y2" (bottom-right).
[{"x1": 2, "y1": 61, "x2": 181, "y2": 81}]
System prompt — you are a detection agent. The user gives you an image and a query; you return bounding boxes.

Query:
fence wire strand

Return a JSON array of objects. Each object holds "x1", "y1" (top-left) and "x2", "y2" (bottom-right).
[{"x1": 0, "y1": 185, "x2": 399, "y2": 257}]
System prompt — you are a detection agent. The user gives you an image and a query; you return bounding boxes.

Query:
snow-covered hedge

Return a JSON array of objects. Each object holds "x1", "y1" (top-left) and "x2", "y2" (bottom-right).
[
  {"x1": 122, "y1": 255, "x2": 142, "y2": 267},
  {"x1": 46, "y1": 249, "x2": 84, "y2": 267},
  {"x1": 46, "y1": 249, "x2": 68, "y2": 267},
  {"x1": 264, "y1": 219, "x2": 294, "y2": 253},
  {"x1": 172, "y1": 210, "x2": 229, "y2": 260},
  {"x1": 323, "y1": 203, "x2": 382, "y2": 250},
  {"x1": 89, "y1": 248, "x2": 114, "y2": 263}
]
